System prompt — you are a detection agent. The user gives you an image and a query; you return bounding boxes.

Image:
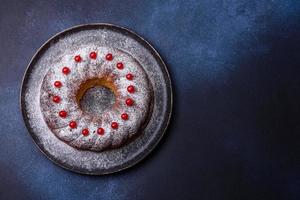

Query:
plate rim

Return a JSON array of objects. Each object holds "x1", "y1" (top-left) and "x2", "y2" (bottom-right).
[{"x1": 20, "y1": 23, "x2": 173, "y2": 175}]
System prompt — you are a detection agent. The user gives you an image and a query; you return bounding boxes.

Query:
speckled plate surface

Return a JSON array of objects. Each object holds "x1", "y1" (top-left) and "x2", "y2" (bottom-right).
[{"x1": 20, "y1": 24, "x2": 172, "y2": 175}]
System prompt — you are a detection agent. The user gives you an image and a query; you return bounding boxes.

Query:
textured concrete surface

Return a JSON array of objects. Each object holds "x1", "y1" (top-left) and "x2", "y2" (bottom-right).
[
  {"x1": 80, "y1": 86, "x2": 116, "y2": 116},
  {"x1": 0, "y1": 0, "x2": 300, "y2": 199}
]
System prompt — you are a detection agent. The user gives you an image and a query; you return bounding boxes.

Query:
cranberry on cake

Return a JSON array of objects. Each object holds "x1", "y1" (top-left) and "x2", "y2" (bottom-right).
[{"x1": 40, "y1": 46, "x2": 152, "y2": 151}]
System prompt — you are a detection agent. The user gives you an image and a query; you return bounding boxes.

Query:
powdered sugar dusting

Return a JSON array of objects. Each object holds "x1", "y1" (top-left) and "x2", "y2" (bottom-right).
[{"x1": 40, "y1": 46, "x2": 152, "y2": 151}]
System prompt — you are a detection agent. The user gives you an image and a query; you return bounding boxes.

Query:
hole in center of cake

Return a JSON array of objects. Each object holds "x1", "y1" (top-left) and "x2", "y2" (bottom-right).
[{"x1": 77, "y1": 78, "x2": 117, "y2": 116}]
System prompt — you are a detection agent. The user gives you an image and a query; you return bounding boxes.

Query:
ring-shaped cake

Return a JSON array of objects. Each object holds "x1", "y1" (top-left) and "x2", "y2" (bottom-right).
[{"x1": 40, "y1": 46, "x2": 152, "y2": 151}]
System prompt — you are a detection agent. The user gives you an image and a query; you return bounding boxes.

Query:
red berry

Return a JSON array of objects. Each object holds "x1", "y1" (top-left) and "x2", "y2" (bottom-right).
[
  {"x1": 89, "y1": 51, "x2": 97, "y2": 59},
  {"x1": 69, "y1": 121, "x2": 77, "y2": 129},
  {"x1": 59, "y1": 110, "x2": 67, "y2": 118},
  {"x1": 106, "y1": 53, "x2": 113, "y2": 61},
  {"x1": 126, "y1": 73, "x2": 133, "y2": 80},
  {"x1": 52, "y1": 96, "x2": 61, "y2": 103},
  {"x1": 111, "y1": 122, "x2": 118, "y2": 129},
  {"x1": 62, "y1": 67, "x2": 70, "y2": 75},
  {"x1": 97, "y1": 128, "x2": 105, "y2": 135},
  {"x1": 54, "y1": 81, "x2": 62, "y2": 88},
  {"x1": 74, "y1": 55, "x2": 82, "y2": 62},
  {"x1": 125, "y1": 98, "x2": 134, "y2": 106},
  {"x1": 127, "y1": 85, "x2": 135, "y2": 93},
  {"x1": 121, "y1": 113, "x2": 129, "y2": 120},
  {"x1": 82, "y1": 128, "x2": 89, "y2": 136},
  {"x1": 116, "y1": 62, "x2": 124, "y2": 69}
]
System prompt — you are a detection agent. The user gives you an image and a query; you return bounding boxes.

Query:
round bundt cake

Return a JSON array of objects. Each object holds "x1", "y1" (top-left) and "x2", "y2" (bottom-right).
[{"x1": 40, "y1": 46, "x2": 152, "y2": 151}]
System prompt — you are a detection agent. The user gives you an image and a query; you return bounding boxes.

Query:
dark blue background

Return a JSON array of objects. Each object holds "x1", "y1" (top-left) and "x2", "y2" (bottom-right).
[{"x1": 0, "y1": 0, "x2": 299, "y2": 199}]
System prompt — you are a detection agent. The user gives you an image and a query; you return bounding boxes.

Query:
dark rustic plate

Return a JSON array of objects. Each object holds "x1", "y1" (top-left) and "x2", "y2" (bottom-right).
[{"x1": 20, "y1": 24, "x2": 172, "y2": 175}]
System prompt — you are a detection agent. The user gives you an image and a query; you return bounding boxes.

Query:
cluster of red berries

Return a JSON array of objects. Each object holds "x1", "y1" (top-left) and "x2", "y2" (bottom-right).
[{"x1": 52, "y1": 52, "x2": 137, "y2": 136}]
